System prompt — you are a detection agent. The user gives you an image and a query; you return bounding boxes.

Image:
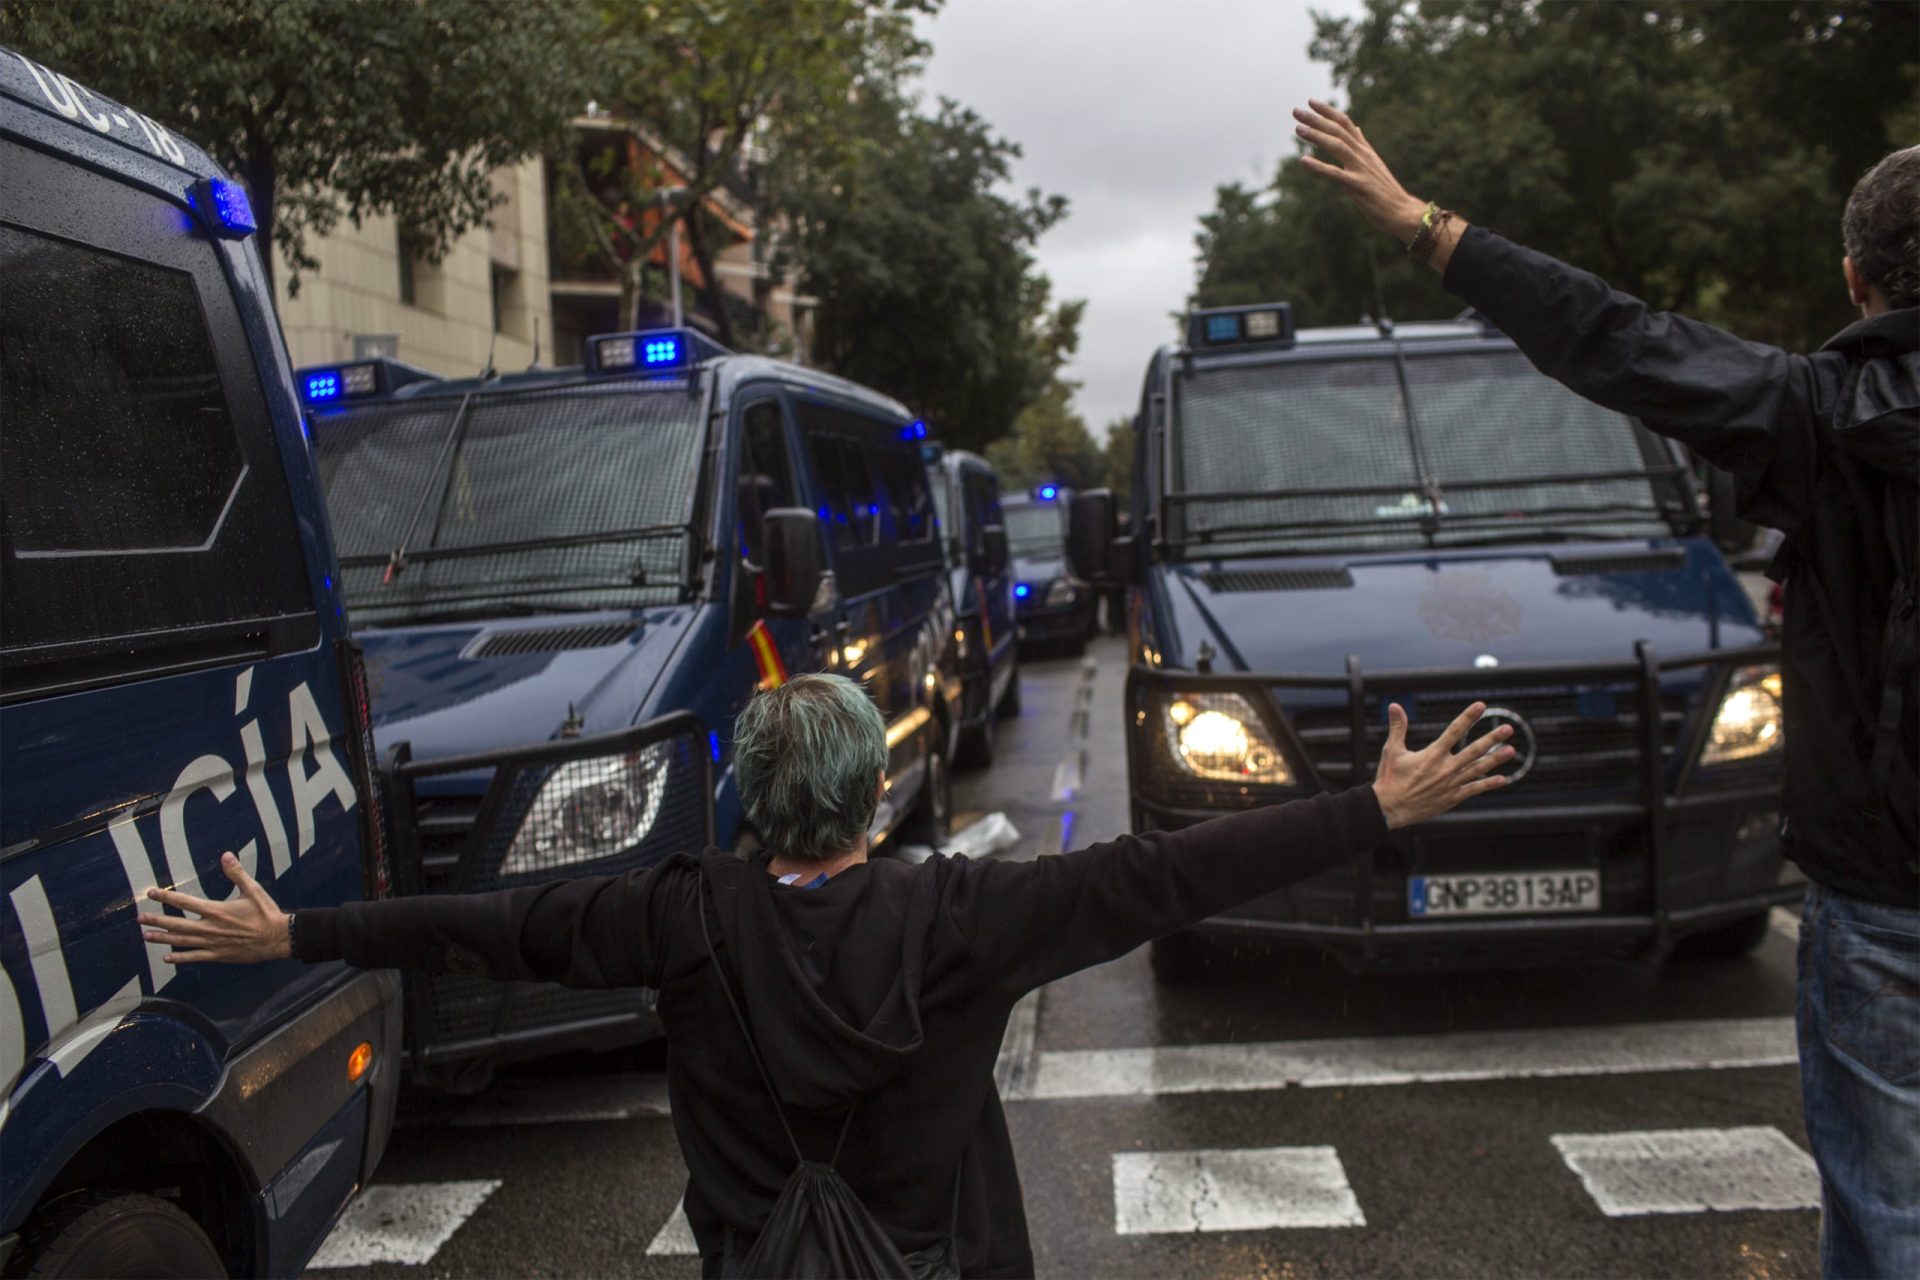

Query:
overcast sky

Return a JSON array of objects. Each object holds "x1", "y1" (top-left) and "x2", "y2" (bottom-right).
[{"x1": 917, "y1": 0, "x2": 1364, "y2": 436}]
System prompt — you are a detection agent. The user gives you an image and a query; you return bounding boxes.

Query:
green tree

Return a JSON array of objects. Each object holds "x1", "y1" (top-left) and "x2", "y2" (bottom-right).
[
  {"x1": 553, "y1": 0, "x2": 932, "y2": 341},
  {"x1": 983, "y1": 380, "x2": 1104, "y2": 492},
  {"x1": 1102, "y1": 417, "x2": 1136, "y2": 496},
  {"x1": 790, "y1": 91, "x2": 1079, "y2": 452},
  {"x1": 0, "y1": 0, "x2": 593, "y2": 294},
  {"x1": 1194, "y1": 0, "x2": 1918, "y2": 348}
]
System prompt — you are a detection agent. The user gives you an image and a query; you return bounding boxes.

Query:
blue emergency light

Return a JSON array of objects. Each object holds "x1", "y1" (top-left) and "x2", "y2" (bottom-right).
[
  {"x1": 1035, "y1": 485, "x2": 1059, "y2": 501},
  {"x1": 188, "y1": 176, "x2": 256, "y2": 239},
  {"x1": 1187, "y1": 302, "x2": 1295, "y2": 351},
  {"x1": 1014, "y1": 583, "x2": 1032, "y2": 599},
  {"x1": 587, "y1": 328, "x2": 694, "y2": 374},
  {"x1": 300, "y1": 362, "x2": 381, "y2": 404},
  {"x1": 898, "y1": 420, "x2": 928, "y2": 441}
]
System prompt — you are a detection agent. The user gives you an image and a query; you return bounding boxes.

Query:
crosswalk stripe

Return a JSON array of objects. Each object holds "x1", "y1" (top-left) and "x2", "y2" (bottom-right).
[
  {"x1": 647, "y1": 1199, "x2": 700, "y2": 1256},
  {"x1": 309, "y1": 1179, "x2": 501, "y2": 1268},
  {"x1": 1112, "y1": 1146, "x2": 1365, "y2": 1234},
  {"x1": 1551, "y1": 1126, "x2": 1819, "y2": 1217},
  {"x1": 1027, "y1": 1015, "x2": 1796, "y2": 1100}
]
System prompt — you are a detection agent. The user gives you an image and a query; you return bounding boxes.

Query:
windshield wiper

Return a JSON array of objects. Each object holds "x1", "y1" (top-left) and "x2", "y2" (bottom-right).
[
  {"x1": 339, "y1": 523, "x2": 688, "y2": 570},
  {"x1": 362, "y1": 600, "x2": 614, "y2": 627}
]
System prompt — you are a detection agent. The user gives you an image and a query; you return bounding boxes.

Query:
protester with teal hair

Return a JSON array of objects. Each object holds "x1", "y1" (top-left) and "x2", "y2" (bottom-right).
[{"x1": 145, "y1": 672, "x2": 1510, "y2": 1277}]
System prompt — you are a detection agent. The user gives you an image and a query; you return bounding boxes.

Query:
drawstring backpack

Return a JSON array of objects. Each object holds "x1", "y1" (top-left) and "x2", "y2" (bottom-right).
[{"x1": 698, "y1": 871, "x2": 961, "y2": 1280}]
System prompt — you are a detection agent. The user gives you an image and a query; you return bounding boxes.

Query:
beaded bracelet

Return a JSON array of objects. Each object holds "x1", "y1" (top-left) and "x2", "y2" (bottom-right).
[
  {"x1": 286, "y1": 911, "x2": 298, "y2": 958},
  {"x1": 1410, "y1": 204, "x2": 1455, "y2": 265}
]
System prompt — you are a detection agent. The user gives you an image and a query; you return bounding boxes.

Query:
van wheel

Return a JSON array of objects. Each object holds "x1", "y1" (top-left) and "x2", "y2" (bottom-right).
[
  {"x1": 898, "y1": 742, "x2": 951, "y2": 848},
  {"x1": 1149, "y1": 931, "x2": 1206, "y2": 984},
  {"x1": 20, "y1": 1192, "x2": 225, "y2": 1279},
  {"x1": 1671, "y1": 912, "x2": 1771, "y2": 960},
  {"x1": 996, "y1": 666, "x2": 1022, "y2": 719},
  {"x1": 955, "y1": 711, "x2": 995, "y2": 770}
]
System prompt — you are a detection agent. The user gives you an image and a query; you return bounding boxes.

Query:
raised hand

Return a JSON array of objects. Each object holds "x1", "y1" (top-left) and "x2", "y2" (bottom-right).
[
  {"x1": 1291, "y1": 99, "x2": 1449, "y2": 258},
  {"x1": 1372, "y1": 701, "x2": 1515, "y2": 829},
  {"x1": 144, "y1": 852, "x2": 292, "y2": 964}
]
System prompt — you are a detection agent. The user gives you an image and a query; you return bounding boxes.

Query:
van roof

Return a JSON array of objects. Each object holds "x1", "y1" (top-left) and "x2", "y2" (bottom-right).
[
  {"x1": 303, "y1": 350, "x2": 915, "y2": 423},
  {"x1": 0, "y1": 46, "x2": 222, "y2": 180}
]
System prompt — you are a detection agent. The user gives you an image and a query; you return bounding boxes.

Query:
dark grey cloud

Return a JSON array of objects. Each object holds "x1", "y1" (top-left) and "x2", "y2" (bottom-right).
[{"x1": 919, "y1": 0, "x2": 1362, "y2": 432}]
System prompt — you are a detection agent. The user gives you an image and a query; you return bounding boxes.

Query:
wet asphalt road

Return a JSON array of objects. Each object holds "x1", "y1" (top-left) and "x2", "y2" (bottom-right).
[{"x1": 309, "y1": 634, "x2": 1813, "y2": 1279}]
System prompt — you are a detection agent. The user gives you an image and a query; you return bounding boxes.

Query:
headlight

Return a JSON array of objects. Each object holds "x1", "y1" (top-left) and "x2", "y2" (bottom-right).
[
  {"x1": 501, "y1": 747, "x2": 670, "y2": 874},
  {"x1": 1162, "y1": 691, "x2": 1292, "y2": 784},
  {"x1": 1700, "y1": 665, "x2": 1784, "y2": 766},
  {"x1": 1044, "y1": 577, "x2": 1080, "y2": 607}
]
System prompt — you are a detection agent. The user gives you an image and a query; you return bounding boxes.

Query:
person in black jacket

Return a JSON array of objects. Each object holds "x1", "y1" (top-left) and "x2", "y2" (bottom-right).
[
  {"x1": 1294, "y1": 99, "x2": 1919, "y2": 1280},
  {"x1": 144, "y1": 673, "x2": 1511, "y2": 1277}
]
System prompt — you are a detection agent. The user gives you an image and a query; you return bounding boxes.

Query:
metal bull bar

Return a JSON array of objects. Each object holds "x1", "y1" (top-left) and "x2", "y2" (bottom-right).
[
  {"x1": 378, "y1": 712, "x2": 715, "y2": 1085},
  {"x1": 1125, "y1": 640, "x2": 1786, "y2": 965}
]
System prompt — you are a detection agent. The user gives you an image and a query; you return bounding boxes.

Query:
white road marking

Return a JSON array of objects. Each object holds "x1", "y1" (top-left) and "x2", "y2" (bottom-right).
[
  {"x1": 1027, "y1": 1016, "x2": 1796, "y2": 1100},
  {"x1": 1769, "y1": 907, "x2": 1801, "y2": 942},
  {"x1": 1113, "y1": 1146, "x2": 1365, "y2": 1234},
  {"x1": 400, "y1": 1072, "x2": 671, "y2": 1128},
  {"x1": 308, "y1": 1180, "x2": 501, "y2": 1268},
  {"x1": 647, "y1": 1199, "x2": 700, "y2": 1256},
  {"x1": 995, "y1": 988, "x2": 1043, "y2": 1101},
  {"x1": 1048, "y1": 752, "x2": 1084, "y2": 802},
  {"x1": 1552, "y1": 1126, "x2": 1819, "y2": 1217}
]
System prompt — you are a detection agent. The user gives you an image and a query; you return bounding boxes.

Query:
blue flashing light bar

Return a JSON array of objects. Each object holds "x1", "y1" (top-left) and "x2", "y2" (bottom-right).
[
  {"x1": 1187, "y1": 301, "x2": 1296, "y2": 351},
  {"x1": 189, "y1": 176, "x2": 257, "y2": 239},
  {"x1": 297, "y1": 361, "x2": 384, "y2": 405},
  {"x1": 898, "y1": 419, "x2": 929, "y2": 441},
  {"x1": 1035, "y1": 484, "x2": 1059, "y2": 501},
  {"x1": 586, "y1": 327, "x2": 708, "y2": 374},
  {"x1": 1014, "y1": 583, "x2": 1032, "y2": 600}
]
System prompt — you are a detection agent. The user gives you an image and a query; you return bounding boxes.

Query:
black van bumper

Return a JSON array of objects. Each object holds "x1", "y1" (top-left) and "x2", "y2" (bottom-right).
[
  {"x1": 1016, "y1": 596, "x2": 1095, "y2": 648},
  {"x1": 1127, "y1": 642, "x2": 1794, "y2": 971},
  {"x1": 379, "y1": 714, "x2": 715, "y2": 1086}
]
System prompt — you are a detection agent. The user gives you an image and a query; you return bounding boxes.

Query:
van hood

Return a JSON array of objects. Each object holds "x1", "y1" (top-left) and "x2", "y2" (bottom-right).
[
  {"x1": 1157, "y1": 537, "x2": 1764, "y2": 674},
  {"x1": 357, "y1": 607, "x2": 694, "y2": 761}
]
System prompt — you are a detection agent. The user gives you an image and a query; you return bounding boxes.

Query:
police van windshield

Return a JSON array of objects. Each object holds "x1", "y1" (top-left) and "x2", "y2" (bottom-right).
[
  {"x1": 313, "y1": 383, "x2": 704, "y2": 625},
  {"x1": 1004, "y1": 501, "x2": 1065, "y2": 559},
  {"x1": 1170, "y1": 348, "x2": 1679, "y2": 554}
]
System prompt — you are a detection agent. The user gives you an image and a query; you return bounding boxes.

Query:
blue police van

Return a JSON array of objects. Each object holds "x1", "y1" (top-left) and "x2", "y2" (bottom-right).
[
  {"x1": 1069, "y1": 303, "x2": 1798, "y2": 977},
  {"x1": 297, "y1": 334, "x2": 956, "y2": 1089},
  {"x1": 924, "y1": 445, "x2": 1020, "y2": 767},
  {"x1": 1004, "y1": 486, "x2": 1098, "y2": 656},
  {"x1": 1, "y1": 51, "x2": 400, "y2": 1277}
]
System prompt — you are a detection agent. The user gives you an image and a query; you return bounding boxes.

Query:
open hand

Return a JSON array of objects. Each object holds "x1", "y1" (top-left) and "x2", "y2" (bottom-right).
[
  {"x1": 1373, "y1": 701, "x2": 1514, "y2": 829},
  {"x1": 144, "y1": 852, "x2": 291, "y2": 964},
  {"x1": 1291, "y1": 100, "x2": 1430, "y2": 245}
]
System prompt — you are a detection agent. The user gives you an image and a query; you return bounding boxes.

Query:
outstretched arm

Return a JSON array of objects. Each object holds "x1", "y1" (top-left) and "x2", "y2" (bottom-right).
[
  {"x1": 951, "y1": 700, "x2": 1513, "y2": 995},
  {"x1": 1291, "y1": 99, "x2": 1821, "y2": 531},
  {"x1": 145, "y1": 852, "x2": 670, "y2": 989}
]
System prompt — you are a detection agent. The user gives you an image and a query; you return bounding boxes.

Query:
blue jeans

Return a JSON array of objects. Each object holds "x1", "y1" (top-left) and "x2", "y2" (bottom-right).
[{"x1": 1796, "y1": 879, "x2": 1920, "y2": 1279}]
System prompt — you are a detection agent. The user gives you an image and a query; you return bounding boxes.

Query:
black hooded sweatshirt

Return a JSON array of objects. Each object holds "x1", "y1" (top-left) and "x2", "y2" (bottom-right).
[
  {"x1": 1444, "y1": 228, "x2": 1919, "y2": 906},
  {"x1": 294, "y1": 786, "x2": 1389, "y2": 1276}
]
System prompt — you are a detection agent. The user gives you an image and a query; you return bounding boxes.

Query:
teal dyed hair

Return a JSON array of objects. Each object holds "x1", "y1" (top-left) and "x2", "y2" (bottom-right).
[{"x1": 733, "y1": 673, "x2": 887, "y2": 860}]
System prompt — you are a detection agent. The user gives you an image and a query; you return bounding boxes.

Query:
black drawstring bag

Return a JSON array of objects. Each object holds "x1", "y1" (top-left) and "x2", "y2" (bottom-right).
[{"x1": 699, "y1": 872, "x2": 959, "y2": 1280}]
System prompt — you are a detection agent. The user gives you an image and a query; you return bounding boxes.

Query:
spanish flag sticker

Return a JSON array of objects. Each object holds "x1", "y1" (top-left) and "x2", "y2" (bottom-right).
[{"x1": 747, "y1": 619, "x2": 788, "y2": 690}]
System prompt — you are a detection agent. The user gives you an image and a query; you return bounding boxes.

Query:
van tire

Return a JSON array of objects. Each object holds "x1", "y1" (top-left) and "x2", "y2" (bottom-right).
[
  {"x1": 1671, "y1": 911, "x2": 1771, "y2": 960},
  {"x1": 898, "y1": 741, "x2": 951, "y2": 849},
  {"x1": 1148, "y1": 931, "x2": 1206, "y2": 983},
  {"x1": 20, "y1": 1192, "x2": 225, "y2": 1279}
]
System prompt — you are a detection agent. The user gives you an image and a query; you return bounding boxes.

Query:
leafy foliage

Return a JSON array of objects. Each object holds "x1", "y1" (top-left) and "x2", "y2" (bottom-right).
[
  {"x1": 790, "y1": 89, "x2": 1080, "y2": 453},
  {"x1": 553, "y1": 0, "x2": 932, "y2": 339},
  {"x1": 1193, "y1": 0, "x2": 1919, "y2": 348},
  {"x1": 0, "y1": 0, "x2": 593, "y2": 293},
  {"x1": 1102, "y1": 417, "x2": 1136, "y2": 495},
  {"x1": 982, "y1": 379, "x2": 1105, "y2": 491}
]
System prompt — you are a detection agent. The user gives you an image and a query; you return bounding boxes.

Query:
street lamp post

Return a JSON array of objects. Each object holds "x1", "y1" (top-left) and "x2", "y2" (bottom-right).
[{"x1": 658, "y1": 185, "x2": 687, "y2": 328}]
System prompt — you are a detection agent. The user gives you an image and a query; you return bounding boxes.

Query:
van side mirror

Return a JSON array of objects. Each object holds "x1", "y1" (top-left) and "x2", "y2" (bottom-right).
[
  {"x1": 1070, "y1": 489, "x2": 1135, "y2": 585},
  {"x1": 763, "y1": 508, "x2": 826, "y2": 616},
  {"x1": 979, "y1": 524, "x2": 1009, "y2": 575}
]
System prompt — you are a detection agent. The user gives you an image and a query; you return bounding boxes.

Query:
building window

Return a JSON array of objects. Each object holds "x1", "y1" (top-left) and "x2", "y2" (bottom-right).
[
  {"x1": 491, "y1": 264, "x2": 522, "y2": 336},
  {"x1": 397, "y1": 230, "x2": 416, "y2": 306}
]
